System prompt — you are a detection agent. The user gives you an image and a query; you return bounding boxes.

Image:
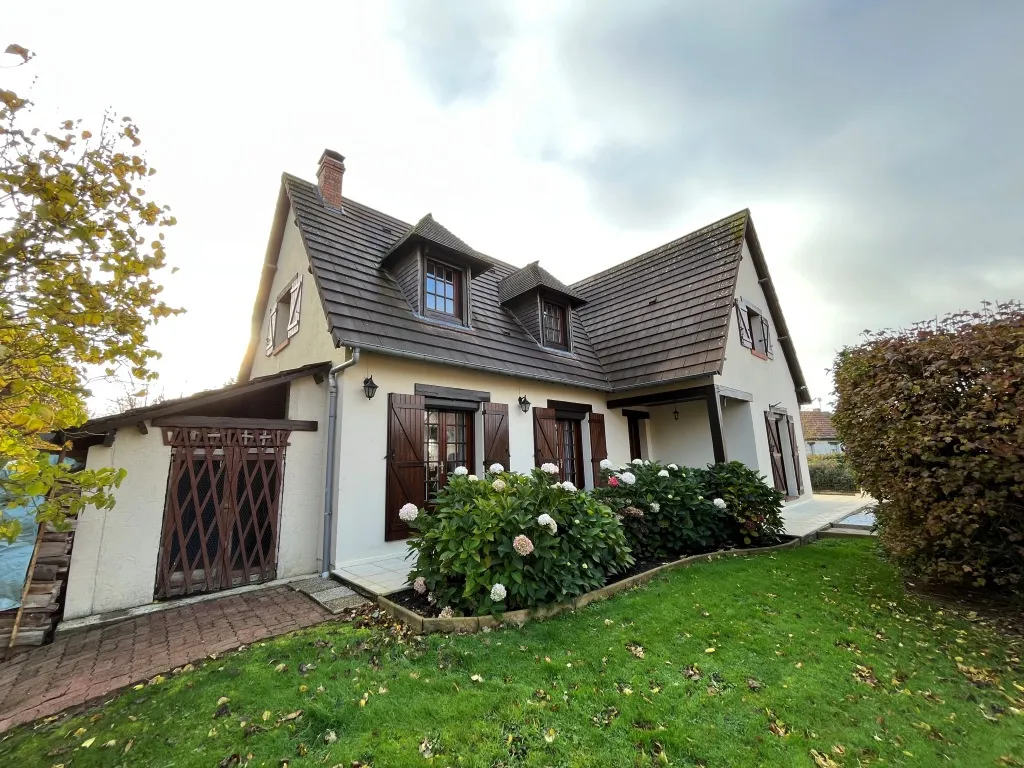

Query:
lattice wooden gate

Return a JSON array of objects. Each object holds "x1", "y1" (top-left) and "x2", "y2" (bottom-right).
[{"x1": 156, "y1": 427, "x2": 289, "y2": 599}]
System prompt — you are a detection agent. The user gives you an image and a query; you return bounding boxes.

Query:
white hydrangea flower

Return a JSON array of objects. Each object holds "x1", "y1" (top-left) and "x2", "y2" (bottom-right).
[
  {"x1": 631, "y1": 458, "x2": 644, "y2": 466},
  {"x1": 599, "y1": 458, "x2": 614, "y2": 470},
  {"x1": 658, "y1": 469, "x2": 669, "y2": 477},
  {"x1": 492, "y1": 479, "x2": 507, "y2": 492},
  {"x1": 537, "y1": 513, "x2": 557, "y2": 534},
  {"x1": 650, "y1": 502, "x2": 660, "y2": 513},
  {"x1": 643, "y1": 459, "x2": 651, "y2": 466},
  {"x1": 667, "y1": 463, "x2": 679, "y2": 471},
  {"x1": 713, "y1": 497, "x2": 728, "y2": 510},
  {"x1": 488, "y1": 462, "x2": 505, "y2": 474},
  {"x1": 452, "y1": 466, "x2": 468, "y2": 476},
  {"x1": 618, "y1": 471, "x2": 636, "y2": 486},
  {"x1": 398, "y1": 503, "x2": 418, "y2": 522},
  {"x1": 413, "y1": 576, "x2": 427, "y2": 594},
  {"x1": 468, "y1": 474, "x2": 478, "y2": 481},
  {"x1": 490, "y1": 583, "x2": 506, "y2": 601},
  {"x1": 550, "y1": 483, "x2": 560, "y2": 489},
  {"x1": 560, "y1": 481, "x2": 577, "y2": 492},
  {"x1": 697, "y1": 495, "x2": 704, "y2": 501},
  {"x1": 540, "y1": 462, "x2": 559, "y2": 474},
  {"x1": 438, "y1": 606, "x2": 454, "y2": 619},
  {"x1": 427, "y1": 592, "x2": 437, "y2": 605}
]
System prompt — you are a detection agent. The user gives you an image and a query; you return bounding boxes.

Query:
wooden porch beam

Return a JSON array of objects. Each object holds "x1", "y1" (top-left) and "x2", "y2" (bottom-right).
[
  {"x1": 607, "y1": 384, "x2": 713, "y2": 410},
  {"x1": 704, "y1": 389, "x2": 727, "y2": 464},
  {"x1": 151, "y1": 416, "x2": 318, "y2": 431}
]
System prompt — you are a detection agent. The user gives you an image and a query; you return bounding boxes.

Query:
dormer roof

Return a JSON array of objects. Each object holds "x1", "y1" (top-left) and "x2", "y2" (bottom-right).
[
  {"x1": 497, "y1": 261, "x2": 587, "y2": 307},
  {"x1": 379, "y1": 213, "x2": 494, "y2": 276}
]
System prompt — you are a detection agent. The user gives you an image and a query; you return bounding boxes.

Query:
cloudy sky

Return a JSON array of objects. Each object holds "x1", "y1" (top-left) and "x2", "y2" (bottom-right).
[{"x1": 7, "y1": 1, "x2": 1023, "y2": 411}]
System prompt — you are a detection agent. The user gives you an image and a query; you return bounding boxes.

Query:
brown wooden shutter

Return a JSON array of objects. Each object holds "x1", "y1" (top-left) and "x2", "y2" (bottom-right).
[
  {"x1": 762, "y1": 317, "x2": 773, "y2": 359},
  {"x1": 588, "y1": 413, "x2": 608, "y2": 487},
  {"x1": 265, "y1": 307, "x2": 277, "y2": 355},
  {"x1": 482, "y1": 402, "x2": 510, "y2": 469},
  {"x1": 786, "y1": 415, "x2": 804, "y2": 495},
  {"x1": 764, "y1": 412, "x2": 787, "y2": 493},
  {"x1": 385, "y1": 393, "x2": 426, "y2": 541},
  {"x1": 286, "y1": 276, "x2": 302, "y2": 338},
  {"x1": 735, "y1": 301, "x2": 753, "y2": 348},
  {"x1": 533, "y1": 407, "x2": 558, "y2": 467}
]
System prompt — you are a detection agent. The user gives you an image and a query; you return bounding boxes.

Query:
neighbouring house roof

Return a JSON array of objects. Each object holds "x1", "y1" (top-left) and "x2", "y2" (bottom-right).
[
  {"x1": 237, "y1": 171, "x2": 810, "y2": 401},
  {"x1": 801, "y1": 409, "x2": 838, "y2": 440},
  {"x1": 498, "y1": 261, "x2": 587, "y2": 307}
]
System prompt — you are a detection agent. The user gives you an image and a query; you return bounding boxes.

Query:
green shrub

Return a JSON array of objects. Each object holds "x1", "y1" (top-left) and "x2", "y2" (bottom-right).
[
  {"x1": 807, "y1": 453, "x2": 859, "y2": 493},
  {"x1": 693, "y1": 461, "x2": 786, "y2": 546},
  {"x1": 834, "y1": 303, "x2": 1024, "y2": 589},
  {"x1": 593, "y1": 460, "x2": 726, "y2": 559},
  {"x1": 405, "y1": 467, "x2": 633, "y2": 616}
]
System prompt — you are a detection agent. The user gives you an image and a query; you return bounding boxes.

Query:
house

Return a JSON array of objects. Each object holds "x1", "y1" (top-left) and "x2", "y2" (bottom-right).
[
  {"x1": 800, "y1": 409, "x2": 843, "y2": 455},
  {"x1": 61, "y1": 149, "x2": 812, "y2": 621}
]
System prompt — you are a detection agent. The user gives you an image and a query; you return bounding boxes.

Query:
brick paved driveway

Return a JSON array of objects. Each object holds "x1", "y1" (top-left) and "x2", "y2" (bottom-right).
[{"x1": 0, "y1": 586, "x2": 330, "y2": 733}]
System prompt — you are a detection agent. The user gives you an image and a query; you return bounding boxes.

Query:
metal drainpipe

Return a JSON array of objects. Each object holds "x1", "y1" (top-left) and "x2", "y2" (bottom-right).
[{"x1": 322, "y1": 347, "x2": 360, "y2": 577}]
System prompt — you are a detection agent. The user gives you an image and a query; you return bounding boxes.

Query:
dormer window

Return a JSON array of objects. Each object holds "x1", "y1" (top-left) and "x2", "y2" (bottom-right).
[
  {"x1": 542, "y1": 300, "x2": 568, "y2": 349},
  {"x1": 425, "y1": 259, "x2": 462, "y2": 318}
]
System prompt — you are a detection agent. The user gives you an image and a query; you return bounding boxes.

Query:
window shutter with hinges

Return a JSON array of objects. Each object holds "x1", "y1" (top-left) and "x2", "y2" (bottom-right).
[
  {"x1": 762, "y1": 317, "x2": 773, "y2": 358},
  {"x1": 588, "y1": 412, "x2": 608, "y2": 487},
  {"x1": 532, "y1": 408, "x2": 558, "y2": 467},
  {"x1": 482, "y1": 402, "x2": 510, "y2": 469},
  {"x1": 265, "y1": 307, "x2": 278, "y2": 355},
  {"x1": 286, "y1": 276, "x2": 302, "y2": 338},
  {"x1": 385, "y1": 393, "x2": 427, "y2": 541},
  {"x1": 735, "y1": 301, "x2": 753, "y2": 348},
  {"x1": 786, "y1": 415, "x2": 804, "y2": 495}
]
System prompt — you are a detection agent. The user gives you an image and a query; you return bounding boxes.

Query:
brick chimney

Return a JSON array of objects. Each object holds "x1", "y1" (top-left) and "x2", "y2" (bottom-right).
[{"x1": 317, "y1": 149, "x2": 346, "y2": 210}]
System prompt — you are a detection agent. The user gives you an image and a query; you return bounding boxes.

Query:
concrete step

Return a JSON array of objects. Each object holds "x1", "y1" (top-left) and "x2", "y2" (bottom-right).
[
  {"x1": 820, "y1": 526, "x2": 876, "y2": 539},
  {"x1": 290, "y1": 576, "x2": 369, "y2": 614}
]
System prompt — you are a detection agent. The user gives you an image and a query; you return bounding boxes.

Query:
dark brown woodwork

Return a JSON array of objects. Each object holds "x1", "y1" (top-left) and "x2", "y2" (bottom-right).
[
  {"x1": 385, "y1": 393, "x2": 427, "y2": 541},
  {"x1": 555, "y1": 418, "x2": 585, "y2": 486},
  {"x1": 786, "y1": 415, "x2": 804, "y2": 495},
  {"x1": 588, "y1": 413, "x2": 608, "y2": 487},
  {"x1": 482, "y1": 402, "x2": 510, "y2": 469},
  {"x1": 764, "y1": 412, "x2": 787, "y2": 493},
  {"x1": 533, "y1": 407, "x2": 558, "y2": 467},
  {"x1": 153, "y1": 416, "x2": 317, "y2": 431},
  {"x1": 705, "y1": 391, "x2": 727, "y2": 464},
  {"x1": 156, "y1": 427, "x2": 287, "y2": 599},
  {"x1": 627, "y1": 414, "x2": 643, "y2": 461},
  {"x1": 414, "y1": 384, "x2": 490, "y2": 403},
  {"x1": 607, "y1": 384, "x2": 713, "y2": 410}
]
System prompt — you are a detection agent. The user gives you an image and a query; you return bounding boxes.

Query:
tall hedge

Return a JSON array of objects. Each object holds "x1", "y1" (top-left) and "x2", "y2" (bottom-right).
[{"x1": 833, "y1": 303, "x2": 1024, "y2": 589}]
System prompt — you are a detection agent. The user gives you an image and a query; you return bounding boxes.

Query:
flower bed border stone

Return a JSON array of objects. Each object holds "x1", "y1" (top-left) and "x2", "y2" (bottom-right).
[{"x1": 378, "y1": 536, "x2": 803, "y2": 634}]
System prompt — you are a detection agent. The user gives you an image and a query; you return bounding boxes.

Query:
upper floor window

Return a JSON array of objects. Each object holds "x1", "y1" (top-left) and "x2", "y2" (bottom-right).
[
  {"x1": 265, "y1": 274, "x2": 302, "y2": 356},
  {"x1": 735, "y1": 299, "x2": 772, "y2": 359},
  {"x1": 425, "y1": 259, "x2": 461, "y2": 318},
  {"x1": 542, "y1": 300, "x2": 568, "y2": 349}
]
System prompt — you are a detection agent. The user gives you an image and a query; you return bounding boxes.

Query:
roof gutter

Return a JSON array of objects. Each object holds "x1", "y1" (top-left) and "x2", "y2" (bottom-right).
[{"x1": 321, "y1": 348, "x2": 359, "y2": 577}]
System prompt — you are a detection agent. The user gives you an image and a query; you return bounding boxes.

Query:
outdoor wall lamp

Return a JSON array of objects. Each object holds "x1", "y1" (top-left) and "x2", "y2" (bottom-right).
[
  {"x1": 362, "y1": 375, "x2": 378, "y2": 400},
  {"x1": 673, "y1": 407, "x2": 680, "y2": 421},
  {"x1": 518, "y1": 395, "x2": 531, "y2": 413}
]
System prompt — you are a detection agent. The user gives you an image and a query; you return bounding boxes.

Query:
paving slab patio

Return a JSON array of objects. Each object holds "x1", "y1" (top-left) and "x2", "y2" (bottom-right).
[
  {"x1": 782, "y1": 494, "x2": 875, "y2": 538},
  {"x1": 0, "y1": 585, "x2": 332, "y2": 734}
]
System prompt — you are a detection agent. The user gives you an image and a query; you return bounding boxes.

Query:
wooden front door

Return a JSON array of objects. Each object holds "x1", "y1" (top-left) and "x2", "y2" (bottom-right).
[
  {"x1": 156, "y1": 427, "x2": 287, "y2": 599},
  {"x1": 555, "y1": 418, "x2": 585, "y2": 486},
  {"x1": 424, "y1": 408, "x2": 474, "y2": 500}
]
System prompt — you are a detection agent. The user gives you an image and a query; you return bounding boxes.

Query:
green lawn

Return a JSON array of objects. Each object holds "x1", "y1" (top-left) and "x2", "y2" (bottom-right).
[{"x1": 3, "y1": 540, "x2": 1023, "y2": 767}]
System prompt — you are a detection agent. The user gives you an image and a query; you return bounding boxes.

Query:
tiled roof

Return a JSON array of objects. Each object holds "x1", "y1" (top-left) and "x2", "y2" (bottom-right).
[
  {"x1": 498, "y1": 261, "x2": 587, "y2": 306},
  {"x1": 571, "y1": 211, "x2": 748, "y2": 390},
  {"x1": 284, "y1": 175, "x2": 610, "y2": 390},
  {"x1": 380, "y1": 213, "x2": 490, "y2": 270},
  {"x1": 800, "y1": 410, "x2": 838, "y2": 440}
]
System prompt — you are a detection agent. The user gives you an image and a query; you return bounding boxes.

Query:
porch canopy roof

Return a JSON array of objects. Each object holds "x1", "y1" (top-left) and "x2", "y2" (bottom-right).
[{"x1": 66, "y1": 361, "x2": 331, "y2": 449}]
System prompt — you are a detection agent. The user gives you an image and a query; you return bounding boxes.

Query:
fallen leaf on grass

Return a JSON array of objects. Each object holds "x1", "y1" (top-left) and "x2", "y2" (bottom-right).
[
  {"x1": 324, "y1": 730, "x2": 337, "y2": 744},
  {"x1": 419, "y1": 738, "x2": 435, "y2": 759},
  {"x1": 274, "y1": 663, "x2": 287, "y2": 673},
  {"x1": 262, "y1": 711, "x2": 272, "y2": 722},
  {"x1": 470, "y1": 674, "x2": 484, "y2": 683},
  {"x1": 123, "y1": 739, "x2": 134, "y2": 754},
  {"x1": 72, "y1": 727, "x2": 87, "y2": 737},
  {"x1": 149, "y1": 674, "x2": 166, "y2": 685},
  {"x1": 544, "y1": 728, "x2": 557, "y2": 743},
  {"x1": 627, "y1": 643, "x2": 645, "y2": 659},
  {"x1": 853, "y1": 665, "x2": 879, "y2": 687},
  {"x1": 746, "y1": 678, "x2": 762, "y2": 692},
  {"x1": 810, "y1": 749, "x2": 841, "y2": 767},
  {"x1": 217, "y1": 696, "x2": 230, "y2": 705},
  {"x1": 683, "y1": 665, "x2": 702, "y2": 681},
  {"x1": 277, "y1": 710, "x2": 303, "y2": 724},
  {"x1": 766, "y1": 709, "x2": 790, "y2": 737},
  {"x1": 705, "y1": 648, "x2": 716, "y2": 654},
  {"x1": 81, "y1": 737, "x2": 96, "y2": 748},
  {"x1": 296, "y1": 743, "x2": 308, "y2": 757},
  {"x1": 214, "y1": 703, "x2": 231, "y2": 718},
  {"x1": 217, "y1": 755, "x2": 242, "y2": 768}
]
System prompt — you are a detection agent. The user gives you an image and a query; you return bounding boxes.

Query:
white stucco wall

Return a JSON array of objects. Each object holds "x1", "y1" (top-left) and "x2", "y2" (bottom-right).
[
  {"x1": 277, "y1": 376, "x2": 329, "y2": 577},
  {"x1": 721, "y1": 399, "x2": 760, "y2": 469},
  {"x1": 249, "y1": 210, "x2": 341, "y2": 379},
  {"x1": 332, "y1": 350, "x2": 631, "y2": 566},
  {"x1": 65, "y1": 426, "x2": 172, "y2": 619},
  {"x1": 645, "y1": 401, "x2": 716, "y2": 468},
  {"x1": 715, "y1": 239, "x2": 812, "y2": 496}
]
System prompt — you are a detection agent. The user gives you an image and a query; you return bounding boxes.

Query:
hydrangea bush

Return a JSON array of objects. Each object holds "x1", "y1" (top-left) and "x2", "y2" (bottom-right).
[
  {"x1": 595, "y1": 461, "x2": 727, "y2": 558},
  {"x1": 693, "y1": 461, "x2": 786, "y2": 546},
  {"x1": 405, "y1": 467, "x2": 633, "y2": 616},
  {"x1": 597, "y1": 460, "x2": 785, "y2": 557}
]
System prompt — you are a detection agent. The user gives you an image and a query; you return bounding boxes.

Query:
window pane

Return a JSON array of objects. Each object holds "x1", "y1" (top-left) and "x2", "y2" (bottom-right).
[
  {"x1": 445, "y1": 283, "x2": 454, "y2": 299},
  {"x1": 446, "y1": 299, "x2": 454, "y2": 314},
  {"x1": 426, "y1": 276, "x2": 436, "y2": 294},
  {"x1": 426, "y1": 294, "x2": 436, "y2": 310}
]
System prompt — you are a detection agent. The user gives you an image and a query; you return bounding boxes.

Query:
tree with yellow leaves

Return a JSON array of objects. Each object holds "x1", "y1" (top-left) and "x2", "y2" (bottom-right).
[{"x1": 0, "y1": 44, "x2": 181, "y2": 540}]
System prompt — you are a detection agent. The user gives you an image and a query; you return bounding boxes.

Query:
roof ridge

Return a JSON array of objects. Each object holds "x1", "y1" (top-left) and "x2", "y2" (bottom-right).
[{"x1": 571, "y1": 209, "x2": 750, "y2": 290}]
